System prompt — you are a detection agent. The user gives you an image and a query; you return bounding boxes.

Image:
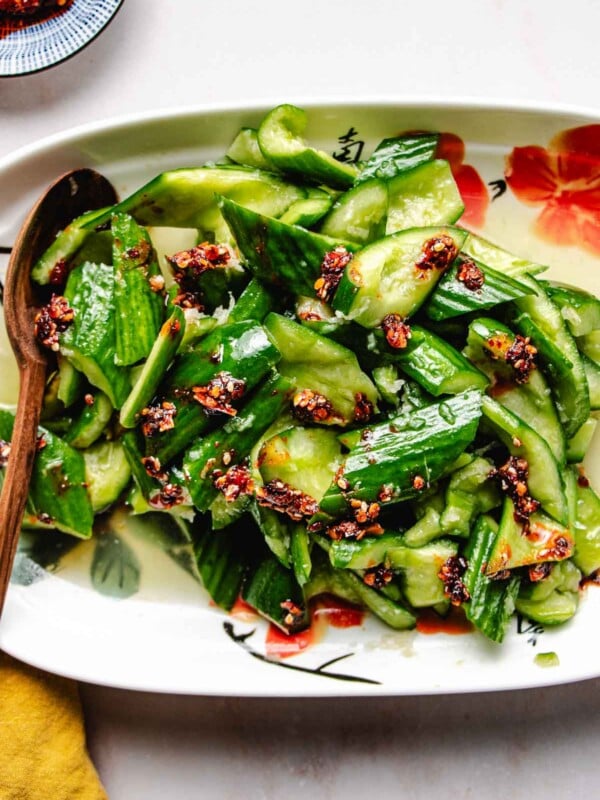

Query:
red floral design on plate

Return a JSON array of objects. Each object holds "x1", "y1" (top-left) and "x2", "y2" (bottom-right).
[
  {"x1": 436, "y1": 132, "x2": 490, "y2": 229},
  {"x1": 505, "y1": 125, "x2": 600, "y2": 255}
]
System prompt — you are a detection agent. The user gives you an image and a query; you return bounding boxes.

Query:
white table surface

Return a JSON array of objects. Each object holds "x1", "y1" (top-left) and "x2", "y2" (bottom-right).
[{"x1": 2, "y1": 0, "x2": 600, "y2": 797}]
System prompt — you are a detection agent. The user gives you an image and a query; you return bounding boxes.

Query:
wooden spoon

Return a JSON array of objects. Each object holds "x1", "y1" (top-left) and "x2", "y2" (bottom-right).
[{"x1": 0, "y1": 169, "x2": 116, "y2": 617}]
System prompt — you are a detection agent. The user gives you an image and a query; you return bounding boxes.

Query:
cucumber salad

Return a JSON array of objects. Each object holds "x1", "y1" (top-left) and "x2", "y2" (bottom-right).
[{"x1": 5, "y1": 103, "x2": 600, "y2": 645}]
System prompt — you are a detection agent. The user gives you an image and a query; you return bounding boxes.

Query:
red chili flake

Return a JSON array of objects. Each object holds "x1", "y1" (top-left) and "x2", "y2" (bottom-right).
[
  {"x1": 0, "y1": 440, "x2": 10, "y2": 468},
  {"x1": 505, "y1": 335, "x2": 537, "y2": 384},
  {"x1": 37, "y1": 511, "x2": 54, "y2": 524},
  {"x1": 280, "y1": 599, "x2": 306, "y2": 630},
  {"x1": 577, "y1": 468, "x2": 590, "y2": 488},
  {"x1": 537, "y1": 535, "x2": 572, "y2": 561},
  {"x1": 149, "y1": 274, "x2": 166, "y2": 293},
  {"x1": 528, "y1": 562, "x2": 553, "y2": 583},
  {"x1": 291, "y1": 389, "x2": 342, "y2": 425},
  {"x1": 49, "y1": 258, "x2": 68, "y2": 286},
  {"x1": 412, "y1": 475, "x2": 426, "y2": 491},
  {"x1": 167, "y1": 242, "x2": 232, "y2": 288},
  {"x1": 491, "y1": 456, "x2": 540, "y2": 525},
  {"x1": 140, "y1": 401, "x2": 177, "y2": 437},
  {"x1": 256, "y1": 479, "x2": 318, "y2": 522},
  {"x1": 314, "y1": 246, "x2": 353, "y2": 303},
  {"x1": 296, "y1": 310, "x2": 324, "y2": 322},
  {"x1": 438, "y1": 555, "x2": 471, "y2": 606},
  {"x1": 33, "y1": 294, "x2": 74, "y2": 352},
  {"x1": 172, "y1": 290, "x2": 204, "y2": 311},
  {"x1": 191, "y1": 372, "x2": 246, "y2": 416},
  {"x1": 148, "y1": 483, "x2": 184, "y2": 509},
  {"x1": 353, "y1": 392, "x2": 374, "y2": 423},
  {"x1": 349, "y1": 498, "x2": 380, "y2": 524},
  {"x1": 377, "y1": 484, "x2": 394, "y2": 503},
  {"x1": 125, "y1": 240, "x2": 151, "y2": 263},
  {"x1": 456, "y1": 257, "x2": 485, "y2": 291},
  {"x1": 326, "y1": 519, "x2": 384, "y2": 541},
  {"x1": 84, "y1": 393, "x2": 95, "y2": 406},
  {"x1": 363, "y1": 565, "x2": 394, "y2": 589},
  {"x1": 414, "y1": 234, "x2": 458, "y2": 276},
  {"x1": 35, "y1": 435, "x2": 47, "y2": 451},
  {"x1": 214, "y1": 464, "x2": 255, "y2": 503},
  {"x1": 381, "y1": 313, "x2": 411, "y2": 349},
  {"x1": 141, "y1": 456, "x2": 168, "y2": 482}
]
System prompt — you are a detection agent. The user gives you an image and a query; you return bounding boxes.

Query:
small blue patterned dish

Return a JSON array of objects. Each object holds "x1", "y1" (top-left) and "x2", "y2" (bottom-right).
[{"x1": 0, "y1": 0, "x2": 124, "y2": 77}]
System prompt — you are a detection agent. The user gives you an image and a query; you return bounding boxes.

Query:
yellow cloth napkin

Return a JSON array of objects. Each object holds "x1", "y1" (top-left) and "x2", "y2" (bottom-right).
[{"x1": 0, "y1": 652, "x2": 108, "y2": 800}]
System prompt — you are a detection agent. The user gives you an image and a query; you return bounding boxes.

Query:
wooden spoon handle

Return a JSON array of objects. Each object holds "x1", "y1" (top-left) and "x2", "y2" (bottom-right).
[{"x1": 0, "y1": 359, "x2": 47, "y2": 614}]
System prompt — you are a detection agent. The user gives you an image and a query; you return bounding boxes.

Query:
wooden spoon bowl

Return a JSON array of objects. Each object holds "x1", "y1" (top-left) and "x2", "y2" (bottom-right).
[{"x1": 0, "y1": 169, "x2": 116, "y2": 617}]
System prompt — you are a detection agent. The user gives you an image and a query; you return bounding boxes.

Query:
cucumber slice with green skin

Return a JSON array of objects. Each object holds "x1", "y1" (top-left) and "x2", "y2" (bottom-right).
[
  {"x1": 509, "y1": 276, "x2": 589, "y2": 439},
  {"x1": 424, "y1": 255, "x2": 535, "y2": 321},
  {"x1": 564, "y1": 466, "x2": 578, "y2": 534},
  {"x1": 121, "y1": 429, "x2": 159, "y2": 500},
  {"x1": 258, "y1": 426, "x2": 342, "y2": 502},
  {"x1": 227, "y1": 279, "x2": 275, "y2": 324},
  {"x1": 183, "y1": 373, "x2": 295, "y2": 512},
  {"x1": 56, "y1": 355, "x2": 84, "y2": 408},
  {"x1": 577, "y1": 330, "x2": 600, "y2": 364},
  {"x1": 87, "y1": 166, "x2": 306, "y2": 232},
  {"x1": 31, "y1": 207, "x2": 111, "y2": 285},
  {"x1": 112, "y1": 213, "x2": 164, "y2": 366},
  {"x1": 440, "y1": 456, "x2": 501, "y2": 537},
  {"x1": 279, "y1": 192, "x2": 334, "y2": 228},
  {"x1": 84, "y1": 440, "x2": 131, "y2": 513},
  {"x1": 257, "y1": 104, "x2": 357, "y2": 190},
  {"x1": 120, "y1": 307, "x2": 186, "y2": 429},
  {"x1": 371, "y1": 364, "x2": 404, "y2": 407},
  {"x1": 583, "y1": 354, "x2": 600, "y2": 409},
  {"x1": 572, "y1": 479, "x2": 600, "y2": 576},
  {"x1": 177, "y1": 313, "x2": 217, "y2": 352},
  {"x1": 465, "y1": 317, "x2": 566, "y2": 465},
  {"x1": 515, "y1": 560, "x2": 581, "y2": 626},
  {"x1": 192, "y1": 517, "x2": 256, "y2": 611},
  {"x1": 242, "y1": 553, "x2": 308, "y2": 633},
  {"x1": 219, "y1": 196, "x2": 356, "y2": 297},
  {"x1": 264, "y1": 313, "x2": 378, "y2": 425},
  {"x1": 250, "y1": 502, "x2": 292, "y2": 567},
  {"x1": 329, "y1": 530, "x2": 406, "y2": 569},
  {"x1": 403, "y1": 503, "x2": 444, "y2": 547},
  {"x1": 377, "y1": 324, "x2": 488, "y2": 397},
  {"x1": 567, "y1": 417, "x2": 598, "y2": 463},
  {"x1": 461, "y1": 232, "x2": 548, "y2": 277},
  {"x1": 150, "y1": 320, "x2": 280, "y2": 463},
  {"x1": 70, "y1": 230, "x2": 114, "y2": 270},
  {"x1": 393, "y1": 539, "x2": 458, "y2": 608},
  {"x1": 305, "y1": 552, "x2": 417, "y2": 630},
  {"x1": 64, "y1": 391, "x2": 113, "y2": 449},
  {"x1": 385, "y1": 160, "x2": 464, "y2": 234},
  {"x1": 485, "y1": 497, "x2": 573, "y2": 575},
  {"x1": 290, "y1": 524, "x2": 312, "y2": 586},
  {"x1": 226, "y1": 127, "x2": 273, "y2": 170},
  {"x1": 543, "y1": 281, "x2": 600, "y2": 337},
  {"x1": 318, "y1": 389, "x2": 483, "y2": 518},
  {"x1": 61, "y1": 261, "x2": 131, "y2": 408},
  {"x1": 463, "y1": 515, "x2": 520, "y2": 643},
  {"x1": 210, "y1": 491, "x2": 251, "y2": 531},
  {"x1": 481, "y1": 396, "x2": 568, "y2": 525},
  {"x1": 319, "y1": 178, "x2": 388, "y2": 244},
  {"x1": 357, "y1": 133, "x2": 439, "y2": 184},
  {"x1": 332, "y1": 226, "x2": 468, "y2": 328},
  {"x1": 0, "y1": 410, "x2": 93, "y2": 538}
]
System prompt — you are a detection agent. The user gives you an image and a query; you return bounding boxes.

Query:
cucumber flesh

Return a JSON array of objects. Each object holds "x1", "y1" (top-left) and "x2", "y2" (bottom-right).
[
  {"x1": 386, "y1": 160, "x2": 464, "y2": 234},
  {"x1": 320, "y1": 178, "x2": 388, "y2": 244}
]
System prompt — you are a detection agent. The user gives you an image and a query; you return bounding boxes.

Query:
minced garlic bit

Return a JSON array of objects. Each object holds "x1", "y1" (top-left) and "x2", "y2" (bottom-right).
[
  {"x1": 256, "y1": 479, "x2": 318, "y2": 521},
  {"x1": 33, "y1": 294, "x2": 74, "y2": 352},
  {"x1": 314, "y1": 246, "x2": 353, "y2": 303},
  {"x1": 191, "y1": 371, "x2": 246, "y2": 416},
  {"x1": 381, "y1": 313, "x2": 411, "y2": 349},
  {"x1": 140, "y1": 400, "x2": 177, "y2": 437}
]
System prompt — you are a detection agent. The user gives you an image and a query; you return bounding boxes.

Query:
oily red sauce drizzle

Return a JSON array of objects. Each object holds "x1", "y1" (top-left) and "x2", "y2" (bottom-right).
[
  {"x1": 416, "y1": 607, "x2": 474, "y2": 636},
  {"x1": 265, "y1": 594, "x2": 365, "y2": 659}
]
